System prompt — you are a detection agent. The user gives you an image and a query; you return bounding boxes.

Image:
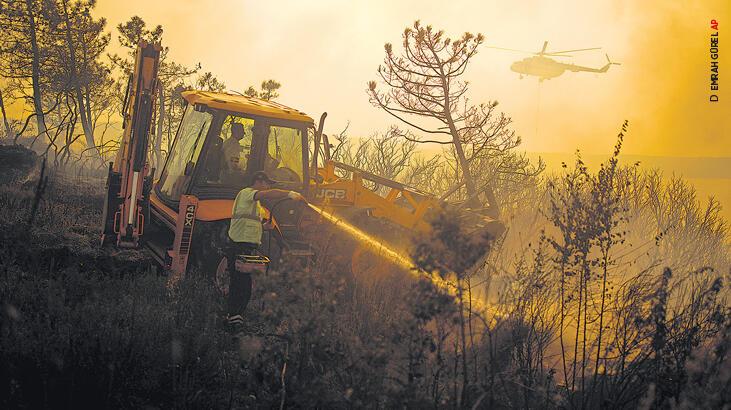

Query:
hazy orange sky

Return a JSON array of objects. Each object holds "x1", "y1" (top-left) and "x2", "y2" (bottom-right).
[{"x1": 94, "y1": 0, "x2": 729, "y2": 157}]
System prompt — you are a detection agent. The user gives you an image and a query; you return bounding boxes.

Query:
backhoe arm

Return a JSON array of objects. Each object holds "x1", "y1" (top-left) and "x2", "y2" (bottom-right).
[{"x1": 101, "y1": 42, "x2": 161, "y2": 248}]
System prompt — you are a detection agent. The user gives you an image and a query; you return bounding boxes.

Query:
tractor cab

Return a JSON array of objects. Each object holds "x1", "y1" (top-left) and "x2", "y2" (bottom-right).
[
  {"x1": 144, "y1": 91, "x2": 315, "y2": 271},
  {"x1": 156, "y1": 90, "x2": 314, "y2": 206}
]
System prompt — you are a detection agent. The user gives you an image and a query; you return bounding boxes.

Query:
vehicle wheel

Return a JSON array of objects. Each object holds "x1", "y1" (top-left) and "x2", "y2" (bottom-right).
[
  {"x1": 213, "y1": 256, "x2": 230, "y2": 296},
  {"x1": 196, "y1": 251, "x2": 234, "y2": 296},
  {"x1": 190, "y1": 223, "x2": 252, "y2": 298},
  {"x1": 203, "y1": 253, "x2": 255, "y2": 300}
]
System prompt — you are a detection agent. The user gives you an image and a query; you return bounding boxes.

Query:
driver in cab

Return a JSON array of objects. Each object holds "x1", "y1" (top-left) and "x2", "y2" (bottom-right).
[
  {"x1": 226, "y1": 171, "x2": 306, "y2": 330},
  {"x1": 222, "y1": 122, "x2": 246, "y2": 172}
]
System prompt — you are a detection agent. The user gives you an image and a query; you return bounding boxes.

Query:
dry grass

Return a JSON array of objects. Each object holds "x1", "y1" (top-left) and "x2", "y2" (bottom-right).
[{"x1": 1, "y1": 144, "x2": 729, "y2": 408}]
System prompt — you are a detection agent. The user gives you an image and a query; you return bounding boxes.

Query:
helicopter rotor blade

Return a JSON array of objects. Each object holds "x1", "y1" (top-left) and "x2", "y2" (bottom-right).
[
  {"x1": 486, "y1": 46, "x2": 537, "y2": 54},
  {"x1": 550, "y1": 47, "x2": 602, "y2": 54},
  {"x1": 487, "y1": 45, "x2": 604, "y2": 58}
]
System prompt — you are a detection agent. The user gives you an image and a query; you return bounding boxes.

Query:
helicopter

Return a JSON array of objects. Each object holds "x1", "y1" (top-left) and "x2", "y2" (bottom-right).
[{"x1": 489, "y1": 41, "x2": 620, "y2": 81}]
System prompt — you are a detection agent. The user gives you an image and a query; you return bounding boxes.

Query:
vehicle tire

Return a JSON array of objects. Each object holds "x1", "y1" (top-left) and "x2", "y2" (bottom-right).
[
  {"x1": 196, "y1": 246, "x2": 255, "y2": 301},
  {"x1": 212, "y1": 255, "x2": 230, "y2": 296},
  {"x1": 188, "y1": 222, "x2": 243, "y2": 297},
  {"x1": 203, "y1": 253, "x2": 255, "y2": 316},
  {"x1": 195, "y1": 248, "x2": 239, "y2": 297}
]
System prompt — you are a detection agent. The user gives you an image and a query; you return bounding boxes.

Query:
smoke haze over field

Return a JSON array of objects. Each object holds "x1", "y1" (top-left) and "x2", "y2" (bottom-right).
[
  {"x1": 3, "y1": 1, "x2": 731, "y2": 406},
  {"x1": 94, "y1": 0, "x2": 729, "y2": 158}
]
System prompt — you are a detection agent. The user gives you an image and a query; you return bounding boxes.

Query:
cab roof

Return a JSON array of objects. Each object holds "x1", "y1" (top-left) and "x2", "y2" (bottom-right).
[{"x1": 181, "y1": 90, "x2": 314, "y2": 125}]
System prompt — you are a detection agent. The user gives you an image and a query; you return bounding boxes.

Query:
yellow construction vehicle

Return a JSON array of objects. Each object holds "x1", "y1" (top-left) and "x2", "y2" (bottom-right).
[{"x1": 102, "y1": 43, "x2": 503, "y2": 291}]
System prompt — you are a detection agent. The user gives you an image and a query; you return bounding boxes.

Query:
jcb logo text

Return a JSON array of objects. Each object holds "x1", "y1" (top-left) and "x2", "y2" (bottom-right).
[{"x1": 315, "y1": 188, "x2": 347, "y2": 200}]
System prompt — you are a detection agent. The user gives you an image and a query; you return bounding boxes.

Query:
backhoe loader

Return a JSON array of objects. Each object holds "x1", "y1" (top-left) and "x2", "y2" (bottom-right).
[{"x1": 101, "y1": 42, "x2": 503, "y2": 290}]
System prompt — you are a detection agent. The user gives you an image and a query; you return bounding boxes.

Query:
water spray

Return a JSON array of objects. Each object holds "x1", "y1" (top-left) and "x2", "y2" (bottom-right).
[{"x1": 306, "y1": 203, "x2": 493, "y2": 315}]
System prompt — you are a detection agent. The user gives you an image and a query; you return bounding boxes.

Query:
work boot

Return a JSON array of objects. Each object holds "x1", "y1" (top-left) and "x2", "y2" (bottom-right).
[{"x1": 226, "y1": 314, "x2": 245, "y2": 336}]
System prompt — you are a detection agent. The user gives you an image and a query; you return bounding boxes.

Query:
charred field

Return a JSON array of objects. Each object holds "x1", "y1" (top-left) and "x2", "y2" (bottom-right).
[{"x1": 1, "y1": 142, "x2": 730, "y2": 409}]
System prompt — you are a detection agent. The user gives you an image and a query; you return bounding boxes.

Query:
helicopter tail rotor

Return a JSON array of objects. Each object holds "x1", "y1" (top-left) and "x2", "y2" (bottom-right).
[{"x1": 597, "y1": 54, "x2": 622, "y2": 73}]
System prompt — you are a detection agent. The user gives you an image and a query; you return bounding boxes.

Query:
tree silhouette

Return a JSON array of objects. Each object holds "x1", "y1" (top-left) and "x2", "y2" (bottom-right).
[
  {"x1": 368, "y1": 21, "x2": 526, "y2": 216},
  {"x1": 0, "y1": 0, "x2": 54, "y2": 142},
  {"x1": 244, "y1": 79, "x2": 281, "y2": 101}
]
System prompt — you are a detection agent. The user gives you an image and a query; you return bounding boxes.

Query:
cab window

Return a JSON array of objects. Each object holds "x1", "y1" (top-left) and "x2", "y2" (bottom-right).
[
  {"x1": 200, "y1": 115, "x2": 254, "y2": 185},
  {"x1": 158, "y1": 105, "x2": 212, "y2": 200},
  {"x1": 266, "y1": 125, "x2": 304, "y2": 184}
]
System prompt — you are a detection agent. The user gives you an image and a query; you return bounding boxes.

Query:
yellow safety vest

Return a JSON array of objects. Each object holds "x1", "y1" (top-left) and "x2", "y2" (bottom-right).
[{"x1": 228, "y1": 188, "x2": 263, "y2": 244}]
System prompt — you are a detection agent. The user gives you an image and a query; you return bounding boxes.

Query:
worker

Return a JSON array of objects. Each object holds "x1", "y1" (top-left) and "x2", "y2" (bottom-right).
[
  {"x1": 226, "y1": 170, "x2": 305, "y2": 329},
  {"x1": 222, "y1": 122, "x2": 246, "y2": 172}
]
